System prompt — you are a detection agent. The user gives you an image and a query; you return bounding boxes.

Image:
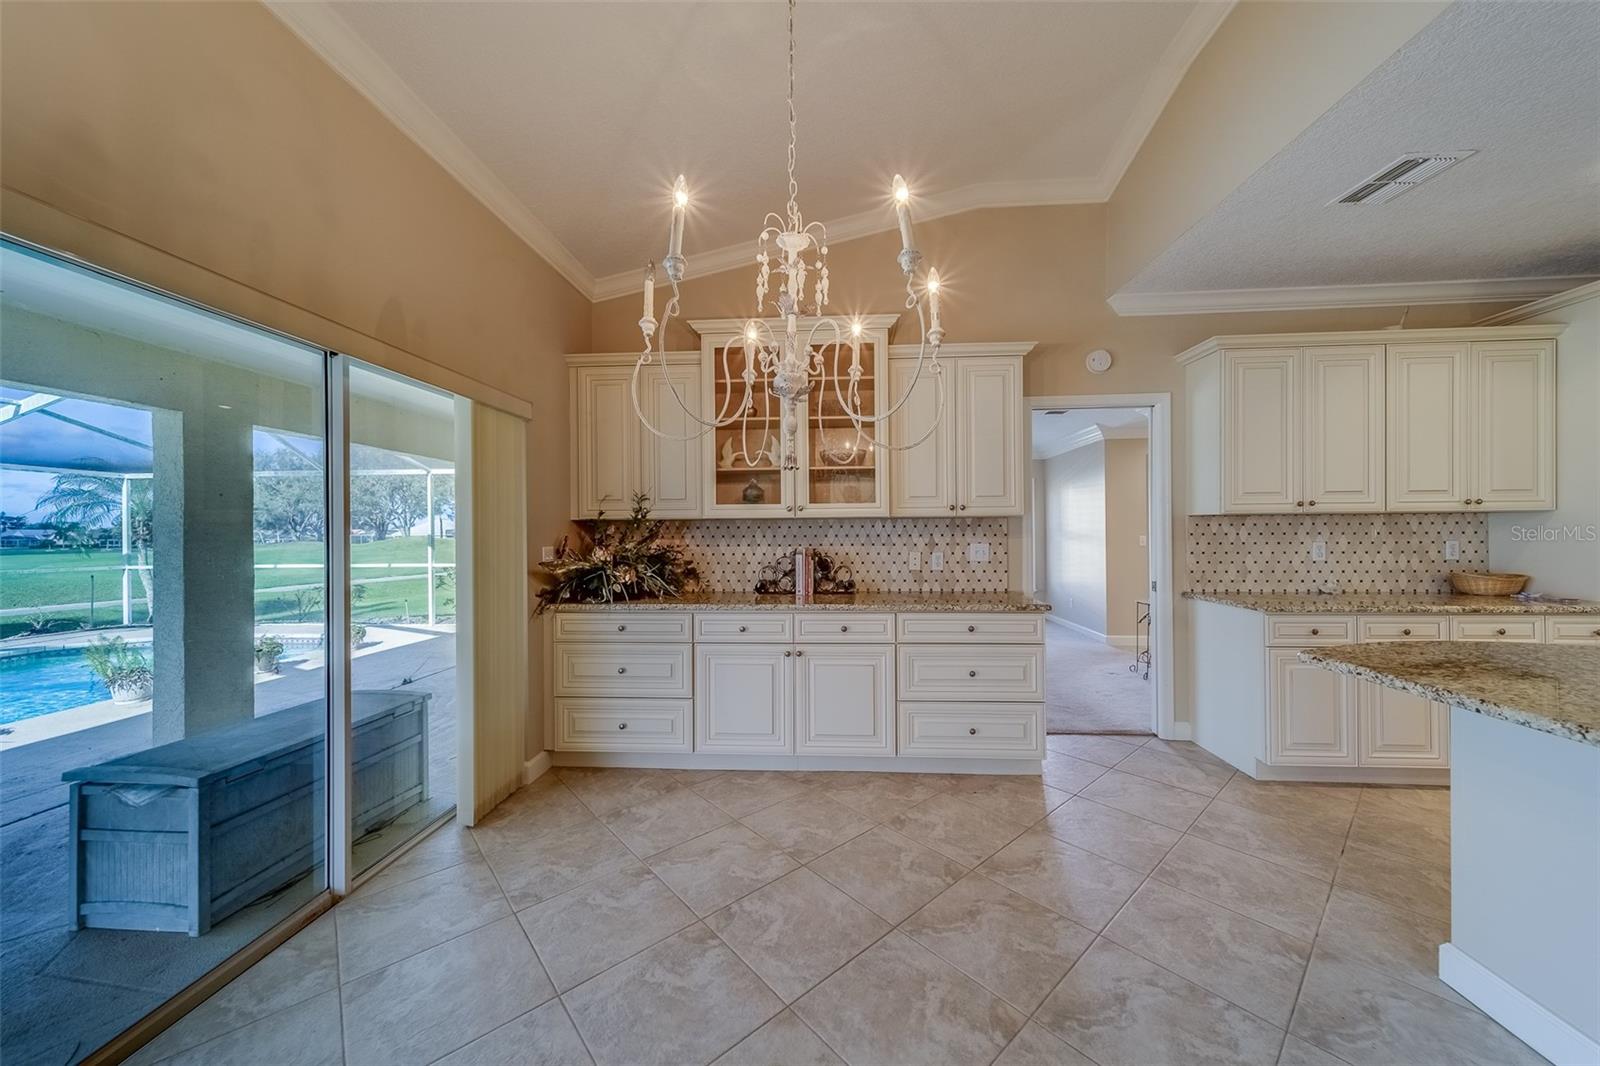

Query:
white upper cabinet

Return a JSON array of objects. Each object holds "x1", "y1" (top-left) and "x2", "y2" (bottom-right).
[
  {"x1": 1386, "y1": 342, "x2": 1469, "y2": 510},
  {"x1": 889, "y1": 344, "x2": 1030, "y2": 517},
  {"x1": 1183, "y1": 327, "x2": 1559, "y2": 514},
  {"x1": 569, "y1": 355, "x2": 702, "y2": 520}
]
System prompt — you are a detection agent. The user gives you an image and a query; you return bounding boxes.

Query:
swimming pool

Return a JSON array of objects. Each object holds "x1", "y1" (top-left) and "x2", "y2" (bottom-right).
[{"x1": 0, "y1": 645, "x2": 137, "y2": 723}]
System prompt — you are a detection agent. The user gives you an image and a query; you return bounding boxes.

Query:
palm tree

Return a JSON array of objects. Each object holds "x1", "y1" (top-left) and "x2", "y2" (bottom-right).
[{"x1": 34, "y1": 471, "x2": 154, "y2": 622}]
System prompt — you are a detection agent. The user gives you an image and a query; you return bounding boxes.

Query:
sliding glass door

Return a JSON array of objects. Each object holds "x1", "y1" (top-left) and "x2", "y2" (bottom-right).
[{"x1": 0, "y1": 238, "x2": 466, "y2": 1063}]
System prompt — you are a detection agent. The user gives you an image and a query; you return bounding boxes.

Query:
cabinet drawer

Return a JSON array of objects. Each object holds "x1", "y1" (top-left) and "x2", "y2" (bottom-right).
[
  {"x1": 552, "y1": 643, "x2": 692, "y2": 698},
  {"x1": 895, "y1": 613, "x2": 1045, "y2": 644},
  {"x1": 795, "y1": 613, "x2": 895, "y2": 643},
  {"x1": 897, "y1": 645, "x2": 1044, "y2": 702},
  {"x1": 1266, "y1": 616, "x2": 1356, "y2": 647},
  {"x1": 554, "y1": 698, "x2": 690, "y2": 752},
  {"x1": 1547, "y1": 617, "x2": 1600, "y2": 645},
  {"x1": 897, "y1": 703, "x2": 1043, "y2": 759},
  {"x1": 1450, "y1": 617, "x2": 1544, "y2": 642},
  {"x1": 552, "y1": 612, "x2": 692, "y2": 643},
  {"x1": 694, "y1": 612, "x2": 794, "y2": 643},
  {"x1": 1358, "y1": 616, "x2": 1447, "y2": 642}
]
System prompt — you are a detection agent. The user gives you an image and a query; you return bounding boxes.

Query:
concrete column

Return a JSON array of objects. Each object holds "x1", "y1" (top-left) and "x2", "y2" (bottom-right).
[{"x1": 151, "y1": 405, "x2": 257, "y2": 744}]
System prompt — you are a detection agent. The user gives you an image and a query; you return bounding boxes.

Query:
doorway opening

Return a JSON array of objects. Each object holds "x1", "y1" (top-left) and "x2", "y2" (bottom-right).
[{"x1": 1025, "y1": 394, "x2": 1174, "y2": 738}]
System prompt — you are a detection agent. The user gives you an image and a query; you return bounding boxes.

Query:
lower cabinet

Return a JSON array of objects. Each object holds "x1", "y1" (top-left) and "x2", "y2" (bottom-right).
[
  {"x1": 1358, "y1": 683, "x2": 1448, "y2": 767},
  {"x1": 794, "y1": 645, "x2": 894, "y2": 756},
  {"x1": 555, "y1": 698, "x2": 691, "y2": 753},
  {"x1": 1267, "y1": 649, "x2": 1358, "y2": 766},
  {"x1": 898, "y1": 703, "x2": 1042, "y2": 758},
  {"x1": 695, "y1": 644, "x2": 792, "y2": 754}
]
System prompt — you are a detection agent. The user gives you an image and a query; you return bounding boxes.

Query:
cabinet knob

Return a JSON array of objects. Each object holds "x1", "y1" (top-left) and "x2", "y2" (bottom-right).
[
  {"x1": 738, "y1": 625, "x2": 747, "y2": 633},
  {"x1": 1592, "y1": 629, "x2": 1600, "y2": 637},
  {"x1": 796, "y1": 649, "x2": 805, "y2": 657},
  {"x1": 798, "y1": 505, "x2": 806, "y2": 512},
  {"x1": 1295, "y1": 501, "x2": 1305, "y2": 508},
  {"x1": 948, "y1": 504, "x2": 956, "y2": 511},
  {"x1": 1474, "y1": 498, "x2": 1484, "y2": 505},
  {"x1": 617, "y1": 667, "x2": 627, "y2": 674},
  {"x1": 784, "y1": 650, "x2": 792, "y2": 657},
  {"x1": 1307, "y1": 500, "x2": 1316, "y2": 507},
  {"x1": 840, "y1": 625, "x2": 849, "y2": 632},
  {"x1": 967, "y1": 625, "x2": 976, "y2": 633},
  {"x1": 786, "y1": 504, "x2": 794, "y2": 512},
  {"x1": 968, "y1": 727, "x2": 978, "y2": 736},
  {"x1": 1463, "y1": 499, "x2": 1473, "y2": 505},
  {"x1": 1497, "y1": 628, "x2": 1507, "y2": 636},
  {"x1": 1310, "y1": 628, "x2": 1320, "y2": 636},
  {"x1": 959, "y1": 504, "x2": 967, "y2": 511},
  {"x1": 1402, "y1": 628, "x2": 1412, "y2": 636},
  {"x1": 968, "y1": 669, "x2": 977, "y2": 677},
  {"x1": 618, "y1": 722, "x2": 628, "y2": 730},
  {"x1": 617, "y1": 624, "x2": 626, "y2": 632}
]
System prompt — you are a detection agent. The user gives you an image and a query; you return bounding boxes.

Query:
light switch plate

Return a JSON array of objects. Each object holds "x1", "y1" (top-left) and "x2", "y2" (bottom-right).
[
  {"x1": 967, "y1": 541, "x2": 991, "y2": 563},
  {"x1": 1311, "y1": 540, "x2": 1327, "y2": 562},
  {"x1": 1445, "y1": 539, "x2": 1461, "y2": 561},
  {"x1": 540, "y1": 546, "x2": 556, "y2": 563},
  {"x1": 930, "y1": 550, "x2": 946, "y2": 572}
]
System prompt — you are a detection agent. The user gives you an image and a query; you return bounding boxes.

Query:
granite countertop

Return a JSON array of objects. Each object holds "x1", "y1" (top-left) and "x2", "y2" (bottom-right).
[
  {"x1": 546, "y1": 591, "x2": 1050, "y2": 613},
  {"x1": 1300, "y1": 642, "x2": 1600, "y2": 747},
  {"x1": 1183, "y1": 591, "x2": 1600, "y2": 615}
]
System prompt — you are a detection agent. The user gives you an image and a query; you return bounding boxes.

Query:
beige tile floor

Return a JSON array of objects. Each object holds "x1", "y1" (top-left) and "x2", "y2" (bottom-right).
[{"x1": 127, "y1": 738, "x2": 1547, "y2": 1066}]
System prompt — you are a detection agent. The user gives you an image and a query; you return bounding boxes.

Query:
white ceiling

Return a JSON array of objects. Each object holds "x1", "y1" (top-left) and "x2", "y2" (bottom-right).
[
  {"x1": 1031, "y1": 407, "x2": 1147, "y2": 460},
  {"x1": 274, "y1": 1, "x2": 1229, "y2": 297},
  {"x1": 1116, "y1": 1, "x2": 1600, "y2": 306}
]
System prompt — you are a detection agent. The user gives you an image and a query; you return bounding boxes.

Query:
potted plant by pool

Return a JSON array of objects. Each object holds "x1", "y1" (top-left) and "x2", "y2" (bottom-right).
[
  {"x1": 83, "y1": 637, "x2": 154, "y2": 704},
  {"x1": 254, "y1": 634, "x2": 286, "y2": 674}
]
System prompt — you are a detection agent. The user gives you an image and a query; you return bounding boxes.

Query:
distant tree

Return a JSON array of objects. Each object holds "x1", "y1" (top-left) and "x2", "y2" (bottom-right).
[
  {"x1": 430, "y1": 473, "x2": 455, "y2": 538},
  {"x1": 34, "y1": 471, "x2": 154, "y2": 621},
  {"x1": 253, "y1": 448, "x2": 325, "y2": 543},
  {"x1": 350, "y1": 474, "x2": 427, "y2": 541}
]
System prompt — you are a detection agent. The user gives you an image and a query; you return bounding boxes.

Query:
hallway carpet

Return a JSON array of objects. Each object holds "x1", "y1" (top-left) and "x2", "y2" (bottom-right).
[{"x1": 1044, "y1": 622, "x2": 1152, "y2": 735}]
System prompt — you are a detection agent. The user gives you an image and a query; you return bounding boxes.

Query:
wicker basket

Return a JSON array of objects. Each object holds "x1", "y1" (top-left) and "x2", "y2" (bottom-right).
[{"x1": 1450, "y1": 571, "x2": 1529, "y2": 596}]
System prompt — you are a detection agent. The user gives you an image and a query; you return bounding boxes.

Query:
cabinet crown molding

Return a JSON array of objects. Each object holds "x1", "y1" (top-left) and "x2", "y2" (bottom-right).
[
  {"x1": 888, "y1": 341, "x2": 1037, "y2": 359},
  {"x1": 567, "y1": 350, "x2": 699, "y2": 367},
  {"x1": 688, "y1": 313, "x2": 901, "y2": 337},
  {"x1": 1174, "y1": 325, "x2": 1565, "y2": 366}
]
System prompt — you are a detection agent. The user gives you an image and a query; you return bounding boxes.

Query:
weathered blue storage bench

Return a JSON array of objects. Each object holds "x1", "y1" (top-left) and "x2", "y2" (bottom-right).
[{"x1": 63, "y1": 689, "x2": 429, "y2": 936}]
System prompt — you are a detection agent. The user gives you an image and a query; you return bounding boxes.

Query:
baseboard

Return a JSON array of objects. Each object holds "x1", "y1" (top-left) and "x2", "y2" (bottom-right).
[
  {"x1": 1163, "y1": 722, "x2": 1193, "y2": 741},
  {"x1": 1252, "y1": 762, "x2": 1450, "y2": 786},
  {"x1": 523, "y1": 750, "x2": 553, "y2": 785},
  {"x1": 1439, "y1": 943, "x2": 1599, "y2": 1066},
  {"x1": 1046, "y1": 615, "x2": 1108, "y2": 642},
  {"x1": 550, "y1": 751, "x2": 1045, "y2": 775},
  {"x1": 1106, "y1": 634, "x2": 1139, "y2": 649}
]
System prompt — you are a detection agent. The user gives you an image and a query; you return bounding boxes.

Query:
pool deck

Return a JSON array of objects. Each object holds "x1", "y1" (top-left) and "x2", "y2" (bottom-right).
[{"x1": 0, "y1": 626, "x2": 458, "y2": 1065}]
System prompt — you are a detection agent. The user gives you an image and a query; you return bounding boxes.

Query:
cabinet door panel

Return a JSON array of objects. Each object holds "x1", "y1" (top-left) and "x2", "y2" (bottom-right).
[
  {"x1": 1471, "y1": 341, "x2": 1554, "y2": 510},
  {"x1": 694, "y1": 645, "x2": 792, "y2": 753},
  {"x1": 795, "y1": 645, "x2": 893, "y2": 756},
  {"x1": 1303, "y1": 346, "x2": 1384, "y2": 511},
  {"x1": 640, "y1": 362, "x2": 702, "y2": 518},
  {"x1": 888, "y1": 357, "x2": 954, "y2": 515},
  {"x1": 1267, "y1": 648, "x2": 1357, "y2": 765},
  {"x1": 1386, "y1": 343, "x2": 1468, "y2": 510},
  {"x1": 1224, "y1": 350, "x2": 1299, "y2": 511},
  {"x1": 956, "y1": 358, "x2": 1023, "y2": 515},
  {"x1": 574, "y1": 367, "x2": 636, "y2": 518},
  {"x1": 1358, "y1": 682, "x2": 1447, "y2": 767}
]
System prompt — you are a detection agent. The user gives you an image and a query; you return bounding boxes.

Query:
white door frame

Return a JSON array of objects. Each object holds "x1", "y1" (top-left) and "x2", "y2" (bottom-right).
[{"x1": 1024, "y1": 392, "x2": 1177, "y2": 740}]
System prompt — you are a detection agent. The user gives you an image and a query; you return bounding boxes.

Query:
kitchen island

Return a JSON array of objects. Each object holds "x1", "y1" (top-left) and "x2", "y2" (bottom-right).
[{"x1": 1301, "y1": 641, "x2": 1599, "y2": 1066}]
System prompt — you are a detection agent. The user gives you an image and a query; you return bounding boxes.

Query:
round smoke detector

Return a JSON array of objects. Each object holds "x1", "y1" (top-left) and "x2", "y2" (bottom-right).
[{"x1": 1085, "y1": 348, "x2": 1113, "y2": 374}]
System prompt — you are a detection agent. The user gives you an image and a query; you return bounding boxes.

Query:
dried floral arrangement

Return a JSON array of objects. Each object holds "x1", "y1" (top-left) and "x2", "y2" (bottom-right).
[{"x1": 533, "y1": 494, "x2": 699, "y2": 612}]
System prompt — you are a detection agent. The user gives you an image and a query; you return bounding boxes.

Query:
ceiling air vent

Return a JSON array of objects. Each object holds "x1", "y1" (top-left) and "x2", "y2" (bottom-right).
[{"x1": 1330, "y1": 152, "x2": 1474, "y2": 206}]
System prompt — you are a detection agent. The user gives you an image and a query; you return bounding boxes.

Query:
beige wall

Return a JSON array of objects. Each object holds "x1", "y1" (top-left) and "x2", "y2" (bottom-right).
[
  {"x1": 1041, "y1": 443, "x2": 1108, "y2": 635},
  {"x1": 1104, "y1": 437, "x2": 1150, "y2": 639},
  {"x1": 0, "y1": 0, "x2": 591, "y2": 756},
  {"x1": 595, "y1": 202, "x2": 1517, "y2": 726},
  {"x1": 1105, "y1": 1, "x2": 1447, "y2": 292}
]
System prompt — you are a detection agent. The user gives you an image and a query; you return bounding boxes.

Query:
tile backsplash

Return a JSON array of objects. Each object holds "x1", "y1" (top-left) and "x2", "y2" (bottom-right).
[
  {"x1": 660, "y1": 518, "x2": 1010, "y2": 593},
  {"x1": 1186, "y1": 513, "x2": 1488, "y2": 595}
]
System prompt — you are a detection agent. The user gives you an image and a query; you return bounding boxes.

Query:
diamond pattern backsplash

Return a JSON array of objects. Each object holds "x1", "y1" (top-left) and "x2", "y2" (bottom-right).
[
  {"x1": 1186, "y1": 513, "x2": 1489, "y2": 595},
  {"x1": 660, "y1": 518, "x2": 1010, "y2": 593}
]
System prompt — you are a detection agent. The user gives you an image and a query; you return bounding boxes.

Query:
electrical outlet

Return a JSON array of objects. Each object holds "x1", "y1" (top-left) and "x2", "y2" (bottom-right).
[
  {"x1": 1138, "y1": 534, "x2": 1147, "y2": 547},
  {"x1": 540, "y1": 545, "x2": 556, "y2": 563},
  {"x1": 908, "y1": 550, "x2": 922, "y2": 571},
  {"x1": 1445, "y1": 539, "x2": 1461, "y2": 561},
  {"x1": 929, "y1": 550, "x2": 946, "y2": 572},
  {"x1": 1311, "y1": 540, "x2": 1327, "y2": 562},
  {"x1": 967, "y1": 541, "x2": 991, "y2": 563}
]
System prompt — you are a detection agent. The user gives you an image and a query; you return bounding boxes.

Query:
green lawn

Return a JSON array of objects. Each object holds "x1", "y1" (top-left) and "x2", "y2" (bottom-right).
[{"x1": 0, "y1": 536, "x2": 456, "y2": 635}]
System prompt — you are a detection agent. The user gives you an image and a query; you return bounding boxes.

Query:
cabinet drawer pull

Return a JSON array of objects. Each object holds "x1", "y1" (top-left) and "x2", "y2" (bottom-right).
[
  {"x1": 1402, "y1": 628, "x2": 1412, "y2": 636},
  {"x1": 1593, "y1": 629, "x2": 1600, "y2": 637},
  {"x1": 1310, "y1": 628, "x2": 1319, "y2": 636},
  {"x1": 1496, "y1": 628, "x2": 1507, "y2": 636},
  {"x1": 968, "y1": 670, "x2": 977, "y2": 677},
  {"x1": 617, "y1": 667, "x2": 627, "y2": 674},
  {"x1": 738, "y1": 625, "x2": 747, "y2": 633},
  {"x1": 617, "y1": 624, "x2": 626, "y2": 632},
  {"x1": 840, "y1": 625, "x2": 849, "y2": 632},
  {"x1": 968, "y1": 727, "x2": 978, "y2": 736},
  {"x1": 967, "y1": 625, "x2": 976, "y2": 633},
  {"x1": 618, "y1": 722, "x2": 628, "y2": 730}
]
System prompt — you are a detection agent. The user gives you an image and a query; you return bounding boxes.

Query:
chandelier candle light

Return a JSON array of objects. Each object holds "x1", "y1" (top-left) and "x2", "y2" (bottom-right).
[{"x1": 632, "y1": 0, "x2": 946, "y2": 473}]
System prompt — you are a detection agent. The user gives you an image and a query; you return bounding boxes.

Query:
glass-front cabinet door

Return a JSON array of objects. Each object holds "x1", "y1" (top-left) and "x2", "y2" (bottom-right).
[{"x1": 700, "y1": 317, "x2": 893, "y2": 517}]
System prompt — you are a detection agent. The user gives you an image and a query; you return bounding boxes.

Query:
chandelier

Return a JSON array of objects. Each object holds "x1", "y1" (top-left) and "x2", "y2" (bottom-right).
[{"x1": 632, "y1": 0, "x2": 945, "y2": 472}]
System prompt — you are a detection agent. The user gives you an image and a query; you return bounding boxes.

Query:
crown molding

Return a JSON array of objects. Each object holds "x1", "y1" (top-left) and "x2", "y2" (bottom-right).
[
  {"x1": 265, "y1": 1, "x2": 597, "y2": 299},
  {"x1": 1110, "y1": 276, "x2": 1600, "y2": 318},
  {"x1": 1173, "y1": 323, "x2": 1567, "y2": 365},
  {"x1": 592, "y1": 177, "x2": 1106, "y2": 300},
  {"x1": 1099, "y1": 1, "x2": 1236, "y2": 198},
  {"x1": 1474, "y1": 279, "x2": 1600, "y2": 325},
  {"x1": 888, "y1": 341, "x2": 1037, "y2": 359}
]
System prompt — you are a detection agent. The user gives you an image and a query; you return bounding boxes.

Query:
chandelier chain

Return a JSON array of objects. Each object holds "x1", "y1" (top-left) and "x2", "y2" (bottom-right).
[{"x1": 786, "y1": 0, "x2": 799, "y2": 231}]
